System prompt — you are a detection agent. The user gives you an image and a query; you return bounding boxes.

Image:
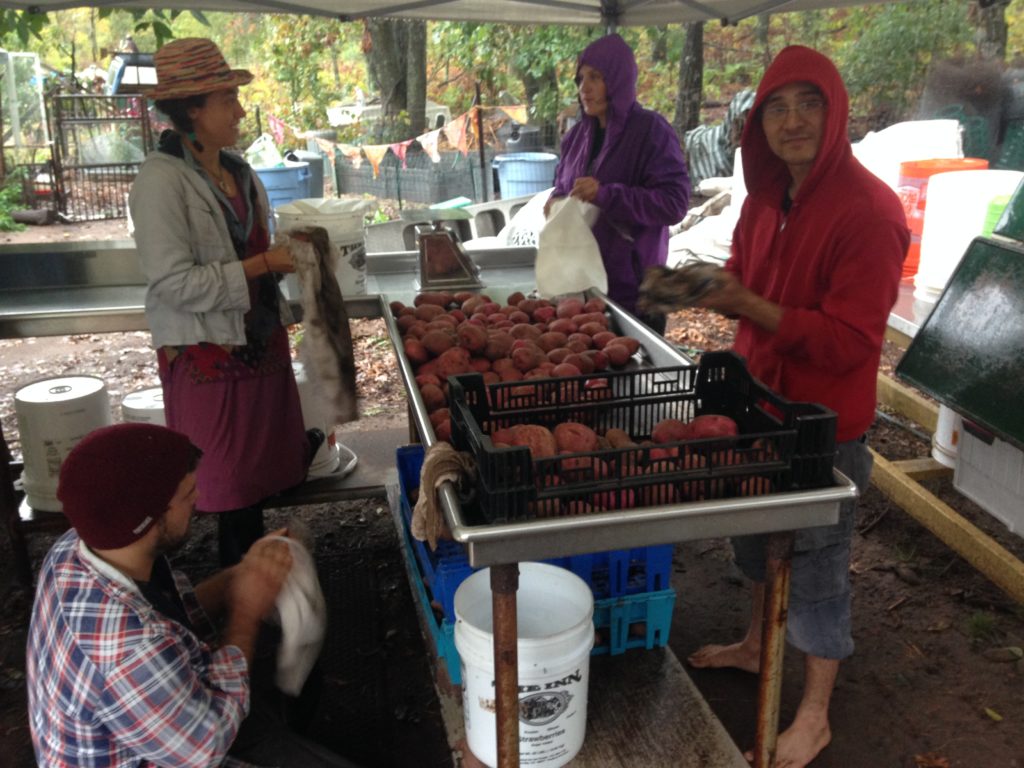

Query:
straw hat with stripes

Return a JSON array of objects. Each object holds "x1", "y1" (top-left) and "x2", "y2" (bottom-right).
[{"x1": 149, "y1": 38, "x2": 253, "y2": 101}]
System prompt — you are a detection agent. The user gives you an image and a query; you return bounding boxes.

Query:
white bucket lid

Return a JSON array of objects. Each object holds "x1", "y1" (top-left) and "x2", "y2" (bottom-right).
[
  {"x1": 16, "y1": 375, "x2": 106, "y2": 404},
  {"x1": 276, "y1": 197, "x2": 374, "y2": 216},
  {"x1": 122, "y1": 387, "x2": 164, "y2": 409}
]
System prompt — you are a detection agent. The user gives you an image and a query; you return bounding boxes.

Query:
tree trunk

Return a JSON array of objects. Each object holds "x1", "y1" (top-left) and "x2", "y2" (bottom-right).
[
  {"x1": 673, "y1": 22, "x2": 704, "y2": 139},
  {"x1": 975, "y1": 0, "x2": 1009, "y2": 61},
  {"x1": 650, "y1": 26, "x2": 669, "y2": 63},
  {"x1": 756, "y1": 13, "x2": 772, "y2": 69},
  {"x1": 405, "y1": 21, "x2": 427, "y2": 135}
]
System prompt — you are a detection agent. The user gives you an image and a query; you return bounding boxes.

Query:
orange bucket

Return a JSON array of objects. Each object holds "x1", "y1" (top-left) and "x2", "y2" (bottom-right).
[{"x1": 897, "y1": 158, "x2": 989, "y2": 280}]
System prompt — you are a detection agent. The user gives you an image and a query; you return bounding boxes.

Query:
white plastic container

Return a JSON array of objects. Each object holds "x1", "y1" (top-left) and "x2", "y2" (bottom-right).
[
  {"x1": 276, "y1": 198, "x2": 371, "y2": 296},
  {"x1": 931, "y1": 404, "x2": 962, "y2": 469},
  {"x1": 15, "y1": 376, "x2": 112, "y2": 512},
  {"x1": 954, "y1": 427, "x2": 1024, "y2": 536},
  {"x1": 121, "y1": 386, "x2": 166, "y2": 426},
  {"x1": 915, "y1": 169, "x2": 1023, "y2": 301},
  {"x1": 454, "y1": 562, "x2": 595, "y2": 768},
  {"x1": 291, "y1": 361, "x2": 356, "y2": 479}
]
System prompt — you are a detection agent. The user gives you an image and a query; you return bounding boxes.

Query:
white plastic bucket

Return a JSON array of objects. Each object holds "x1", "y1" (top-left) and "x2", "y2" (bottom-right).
[
  {"x1": 932, "y1": 404, "x2": 963, "y2": 469},
  {"x1": 454, "y1": 562, "x2": 594, "y2": 768},
  {"x1": 121, "y1": 386, "x2": 166, "y2": 426},
  {"x1": 915, "y1": 169, "x2": 1024, "y2": 301},
  {"x1": 15, "y1": 376, "x2": 112, "y2": 512},
  {"x1": 276, "y1": 198, "x2": 370, "y2": 296}
]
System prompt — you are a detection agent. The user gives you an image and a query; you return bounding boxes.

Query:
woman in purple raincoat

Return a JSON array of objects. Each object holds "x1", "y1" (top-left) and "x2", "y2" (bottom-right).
[{"x1": 548, "y1": 34, "x2": 691, "y2": 333}]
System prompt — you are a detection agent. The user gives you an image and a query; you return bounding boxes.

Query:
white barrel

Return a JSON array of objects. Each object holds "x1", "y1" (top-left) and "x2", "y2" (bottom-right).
[
  {"x1": 915, "y1": 169, "x2": 1023, "y2": 301},
  {"x1": 455, "y1": 562, "x2": 595, "y2": 768},
  {"x1": 15, "y1": 376, "x2": 112, "y2": 512},
  {"x1": 276, "y1": 198, "x2": 370, "y2": 296},
  {"x1": 121, "y1": 387, "x2": 166, "y2": 426}
]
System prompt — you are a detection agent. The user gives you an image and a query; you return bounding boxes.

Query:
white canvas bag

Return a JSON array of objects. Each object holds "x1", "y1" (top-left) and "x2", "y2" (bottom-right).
[{"x1": 536, "y1": 196, "x2": 607, "y2": 297}]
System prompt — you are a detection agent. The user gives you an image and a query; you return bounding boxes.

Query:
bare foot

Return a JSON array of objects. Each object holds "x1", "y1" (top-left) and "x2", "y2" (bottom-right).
[
  {"x1": 743, "y1": 714, "x2": 832, "y2": 768},
  {"x1": 687, "y1": 641, "x2": 761, "y2": 674}
]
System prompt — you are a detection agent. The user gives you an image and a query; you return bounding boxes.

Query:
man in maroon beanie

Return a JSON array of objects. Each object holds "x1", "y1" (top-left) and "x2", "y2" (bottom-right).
[{"x1": 26, "y1": 422, "x2": 359, "y2": 767}]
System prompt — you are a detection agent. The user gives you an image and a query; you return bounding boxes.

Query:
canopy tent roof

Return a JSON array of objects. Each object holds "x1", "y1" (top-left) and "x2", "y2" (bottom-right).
[{"x1": 2, "y1": 0, "x2": 888, "y2": 27}]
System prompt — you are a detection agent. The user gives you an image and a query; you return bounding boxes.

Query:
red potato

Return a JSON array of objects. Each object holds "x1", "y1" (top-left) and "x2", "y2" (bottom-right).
[
  {"x1": 652, "y1": 418, "x2": 691, "y2": 444},
  {"x1": 689, "y1": 414, "x2": 739, "y2": 438},
  {"x1": 546, "y1": 347, "x2": 573, "y2": 364},
  {"x1": 483, "y1": 333, "x2": 515, "y2": 361},
  {"x1": 414, "y1": 291, "x2": 455, "y2": 308},
  {"x1": 537, "y1": 331, "x2": 569, "y2": 352},
  {"x1": 389, "y1": 300, "x2": 406, "y2": 316},
  {"x1": 512, "y1": 346, "x2": 546, "y2": 373},
  {"x1": 508, "y1": 424, "x2": 558, "y2": 458},
  {"x1": 532, "y1": 305, "x2": 557, "y2": 323},
  {"x1": 603, "y1": 343, "x2": 632, "y2": 368},
  {"x1": 578, "y1": 322, "x2": 607, "y2": 337},
  {"x1": 491, "y1": 357, "x2": 518, "y2": 375},
  {"x1": 563, "y1": 353, "x2": 595, "y2": 375},
  {"x1": 639, "y1": 461, "x2": 679, "y2": 506},
  {"x1": 506, "y1": 291, "x2": 526, "y2": 306},
  {"x1": 461, "y1": 296, "x2": 487, "y2": 315},
  {"x1": 396, "y1": 314, "x2": 420, "y2": 333},
  {"x1": 566, "y1": 499, "x2": 595, "y2": 516},
  {"x1": 448, "y1": 309, "x2": 466, "y2": 324},
  {"x1": 415, "y1": 373, "x2": 443, "y2": 389},
  {"x1": 565, "y1": 338, "x2": 590, "y2": 354},
  {"x1": 404, "y1": 338, "x2": 429, "y2": 365},
  {"x1": 486, "y1": 312, "x2": 510, "y2": 325},
  {"x1": 435, "y1": 347, "x2": 472, "y2": 377},
  {"x1": 426, "y1": 315, "x2": 458, "y2": 330},
  {"x1": 457, "y1": 322, "x2": 488, "y2": 353},
  {"x1": 469, "y1": 357, "x2": 491, "y2": 372},
  {"x1": 582, "y1": 297, "x2": 607, "y2": 314},
  {"x1": 604, "y1": 428, "x2": 636, "y2": 449},
  {"x1": 418, "y1": 383, "x2": 446, "y2": 412},
  {"x1": 508, "y1": 310, "x2": 530, "y2": 325},
  {"x1": 591, "y1": 487, "x2": 636, "y2": 511},
  {"x1": 398, "y1": 305, "x2": 416, "y2": 317},
  {"x1": 517, "y1": 298, "x2": 541, "y2": 316},
  {"x1": 404, "y1": 321, "x2": 429, "y2": 339},
  {"x1": 556, "y1": 298, "x2": 584, "y2": 319},
  {"x1": 435, "y1": 420, "x2": 452, "y2": 443},
  {"x1": 428, "y1": 407, "x2": 450, "y2": 428},
  {"x1": 551, "y1": 362, "x2": 583, "y2": 378},
  {"x1": 567, "y1": 332, "x2": 593, "y2": 350},
  {"x1": 421, "y1": 329, "x2": 456, "y2": 356},
  {"x1": 499, "y1": 368, "x2": 524, "y2": 382},
  {"x1": 482, "y1": 371, "x2": 501, "y2": 385},
  {"x1": 478, "y1": 301, "x2": 502, "y2": 316},
  {"x1": 612, "y1": 336, "x2": 641, "y2": 355},
  {"x1": 415, "y1": 360, "x2": 439, "y2": 377},
  {"x1": 649, "y1": 446, "x2": 679, "y2": 463},
  {"x1": 553, "y1": 422, "x2": 600, "y2": 453},
  {"x1": 413, "y1": 303, "x2": 447, "y2": 322},
  {"x1": 454, "y1": 291, "x2": 474, "y2": 303},
  {"x1": 510, "y1": 323, "x2": 543, "y2": 340},
  {"x1": 583, "y1": 349, "x2": 609, "y2": 371},
  {"x1": 548, "y1": 318, "x2": 578, "y2": 336},
  {"x1": 591, "y1": 331, "x2": 617, "y2": 349},
  {"x1": 571, "y1": 312, "x2": 609, "y2": 328}
]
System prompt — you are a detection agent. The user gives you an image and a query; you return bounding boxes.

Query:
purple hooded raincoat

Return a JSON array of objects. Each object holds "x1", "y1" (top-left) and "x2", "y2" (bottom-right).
[{"x1": 552, "y1": 34, "x2": 691, "y2": 315}]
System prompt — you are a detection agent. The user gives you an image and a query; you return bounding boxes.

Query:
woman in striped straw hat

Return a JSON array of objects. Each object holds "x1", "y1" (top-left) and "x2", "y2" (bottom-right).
[{"x1": 129, "y1": 39, "x2": 321, "y2": 567}]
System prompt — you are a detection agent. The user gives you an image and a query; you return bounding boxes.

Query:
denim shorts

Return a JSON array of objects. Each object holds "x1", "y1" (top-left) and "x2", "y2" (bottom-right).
[{"x1": 730, "y1": 438, "x2": 873, "y2": 660}]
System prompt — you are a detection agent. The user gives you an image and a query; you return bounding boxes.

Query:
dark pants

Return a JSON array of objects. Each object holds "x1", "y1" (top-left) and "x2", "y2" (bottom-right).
[
  {"x1": 218, "y1": 505, "x2": 265, "y2": 566},
  {"x1": 230, "y1": 688, "x2": 362, "y2": 768}
]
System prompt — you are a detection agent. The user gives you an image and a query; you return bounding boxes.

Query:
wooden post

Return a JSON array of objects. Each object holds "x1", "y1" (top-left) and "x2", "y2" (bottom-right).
[
  {"x1": 753, "y1": 531, "x2": 794, "y2": 768},
  {"x1": 491, "y1": 563, "x2": 520, "y2": 767}
]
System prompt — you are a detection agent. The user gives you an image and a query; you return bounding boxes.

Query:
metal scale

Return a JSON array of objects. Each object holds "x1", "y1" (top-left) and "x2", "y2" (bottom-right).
[{"x1": 400, "y1": 208, "x2": 484, "y2": 292}]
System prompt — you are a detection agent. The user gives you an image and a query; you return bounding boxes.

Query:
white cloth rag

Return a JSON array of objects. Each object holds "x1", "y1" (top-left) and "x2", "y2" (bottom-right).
[{"x1": 269, "y1": 536, "x2": 327, "y2": 696}]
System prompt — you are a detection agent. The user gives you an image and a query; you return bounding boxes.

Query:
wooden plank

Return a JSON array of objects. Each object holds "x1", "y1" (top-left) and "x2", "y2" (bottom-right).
[
  {"x1": 876, "y1": 374, "x2": 939, "y2": 433},
  {"x1": 890, "y1": 458, "x2": 954, "y2": 482},
  {"x1": 884, "y1": 325, "x2": 913, "y2": 349},
  {"x1": 870, "y1": 448, "x2": 1024, "y2": 604}
]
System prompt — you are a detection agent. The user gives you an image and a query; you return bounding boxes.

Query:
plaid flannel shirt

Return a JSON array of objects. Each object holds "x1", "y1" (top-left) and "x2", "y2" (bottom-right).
[{"x1": 27, "y1": 530, "x2": 254, "y2": 767}]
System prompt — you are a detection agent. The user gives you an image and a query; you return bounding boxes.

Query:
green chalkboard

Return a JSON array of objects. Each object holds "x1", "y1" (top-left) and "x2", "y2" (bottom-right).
[{"x1": 895, "y1": 237, "x2": 1024, "y2": 451}]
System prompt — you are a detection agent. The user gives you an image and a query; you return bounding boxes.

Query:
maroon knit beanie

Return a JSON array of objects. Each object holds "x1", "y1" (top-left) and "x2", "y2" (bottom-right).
[{"x1": 57, "y1": 423, "x2": 196, "y2": 550}]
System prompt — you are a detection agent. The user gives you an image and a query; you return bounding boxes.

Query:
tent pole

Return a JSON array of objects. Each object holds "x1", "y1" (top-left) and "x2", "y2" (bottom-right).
[{"x1": 475, "y1": 83, "x2": 488, "y2": 202}]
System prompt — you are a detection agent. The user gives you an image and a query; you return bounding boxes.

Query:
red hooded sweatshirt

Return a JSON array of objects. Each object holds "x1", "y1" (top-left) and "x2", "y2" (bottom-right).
[{"x1": 728, "y1": 46, "x2": 909, "y2": 442}]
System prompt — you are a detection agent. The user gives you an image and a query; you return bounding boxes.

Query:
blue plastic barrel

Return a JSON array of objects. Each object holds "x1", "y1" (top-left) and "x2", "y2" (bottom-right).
[
  {"x1": 492, "y1": 152, "x2": 558, "y2": 199},
  {"x1": 254, "y1": 162, "x2": 312, "y2": 231}
]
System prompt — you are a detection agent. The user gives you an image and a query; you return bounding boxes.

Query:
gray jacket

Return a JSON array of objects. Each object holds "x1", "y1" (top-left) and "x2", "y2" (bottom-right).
[{"x1": 129, "y1": 148, "x2": 291, "y2": 348}]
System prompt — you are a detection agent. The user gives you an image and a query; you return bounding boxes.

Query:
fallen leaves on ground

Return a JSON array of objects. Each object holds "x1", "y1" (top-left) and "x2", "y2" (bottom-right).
[{"x1": 914, "y1": 754, "x2": 951, "y2": 768}]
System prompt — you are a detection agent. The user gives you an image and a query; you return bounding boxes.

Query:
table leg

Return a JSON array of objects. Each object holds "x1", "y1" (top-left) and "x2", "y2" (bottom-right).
[
  {"x1": 491, "y1": 563, "x2": 520, "y2": 767},
  {"x1": 753, "y1": 531, "x2": 794, "y2": 768}
]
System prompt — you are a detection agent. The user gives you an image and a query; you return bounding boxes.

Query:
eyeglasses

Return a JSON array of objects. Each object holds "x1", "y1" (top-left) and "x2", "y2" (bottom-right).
[{"x1": 762, "y1": 99, "x2": 825, "y2": 122}]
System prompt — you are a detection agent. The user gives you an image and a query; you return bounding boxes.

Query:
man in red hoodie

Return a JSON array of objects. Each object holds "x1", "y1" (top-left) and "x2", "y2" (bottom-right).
[{"x1": 688, "y1": 47, "x2": 908, "y2": 767}]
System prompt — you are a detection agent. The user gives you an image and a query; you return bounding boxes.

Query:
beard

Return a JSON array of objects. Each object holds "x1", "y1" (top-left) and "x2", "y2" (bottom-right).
[{"x1": 153, "y1": 516, "x2": 191, "y2": 557}]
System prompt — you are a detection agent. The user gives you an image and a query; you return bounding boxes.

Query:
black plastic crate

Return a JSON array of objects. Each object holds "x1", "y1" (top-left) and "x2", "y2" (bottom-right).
[{"x1": 447, "y1": 350, "x2": 836, "y2": 523}]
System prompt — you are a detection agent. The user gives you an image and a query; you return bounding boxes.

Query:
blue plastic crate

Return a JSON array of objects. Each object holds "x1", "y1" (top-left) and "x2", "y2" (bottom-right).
[{"x1": 591, "y1": 589, "x2": 676, "y2": 656}]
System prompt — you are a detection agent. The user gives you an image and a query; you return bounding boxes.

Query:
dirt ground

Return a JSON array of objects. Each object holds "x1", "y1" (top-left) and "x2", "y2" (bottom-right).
[{"x1": 1, "y1": 218, "x2": 1023, "y2": 768}]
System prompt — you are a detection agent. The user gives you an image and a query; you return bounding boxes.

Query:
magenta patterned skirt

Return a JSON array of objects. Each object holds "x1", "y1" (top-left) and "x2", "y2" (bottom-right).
[{"x1": 158, "y1": 335, "x2": 306, "y2": 513}]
